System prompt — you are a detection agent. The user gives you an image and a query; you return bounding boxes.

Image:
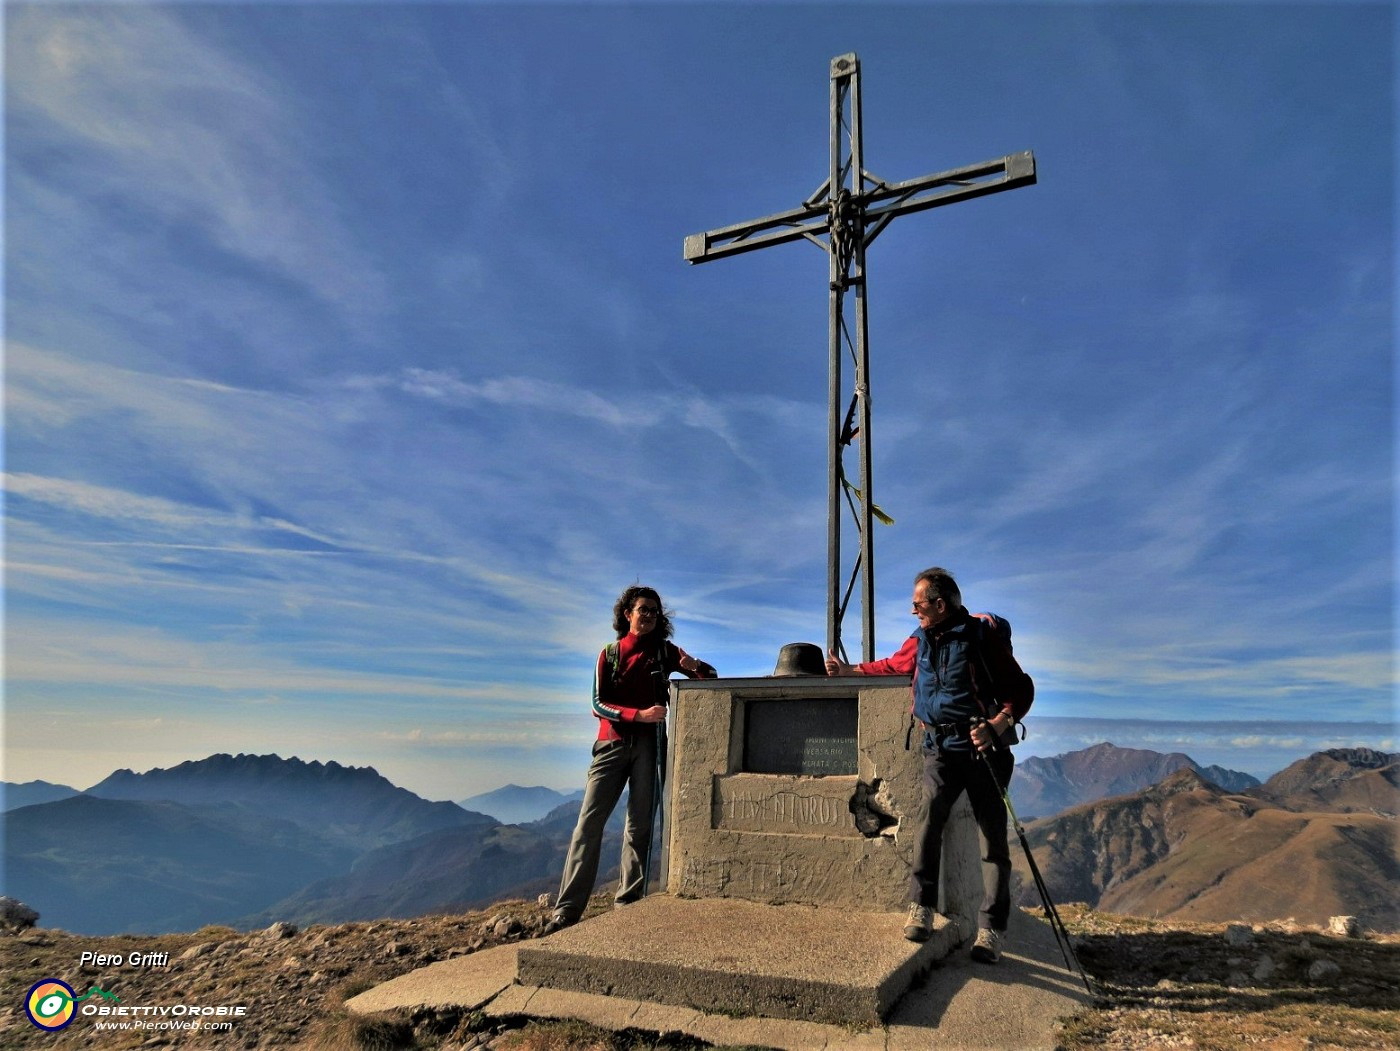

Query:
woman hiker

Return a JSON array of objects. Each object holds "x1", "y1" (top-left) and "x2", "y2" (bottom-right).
[{"x1": 545, "y1": 585, "x2": 715, "y2": 933}]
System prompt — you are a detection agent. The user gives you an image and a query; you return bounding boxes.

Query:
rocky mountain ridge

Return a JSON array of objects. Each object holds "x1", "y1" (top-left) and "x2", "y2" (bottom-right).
[
  {"x1": 1011, "y1": 741, "x2": 1259, "y2": 818},
  {"x1": 87, "y1": 753, "x2": 490, "y2": 851},
  {"x1": 1017, "y1": 748, "x2": 1399, "y2": 931},
  {"x1": 5, "y1": 758, "x2": 616, "y2": 937}
]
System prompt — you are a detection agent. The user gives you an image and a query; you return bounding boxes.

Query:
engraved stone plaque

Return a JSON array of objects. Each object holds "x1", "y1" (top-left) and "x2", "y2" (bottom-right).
[
  {"x1": 742, "y1": 698, "x2": 858, "y2": 776},
  {"x1": 712, "y1": 773, "x2": 862, "y2": 836}
]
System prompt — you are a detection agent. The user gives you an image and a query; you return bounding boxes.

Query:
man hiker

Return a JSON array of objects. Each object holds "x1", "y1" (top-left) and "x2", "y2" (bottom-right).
[{"x1": 825, "y1": 566, "x2": 1032, "y2": 963}]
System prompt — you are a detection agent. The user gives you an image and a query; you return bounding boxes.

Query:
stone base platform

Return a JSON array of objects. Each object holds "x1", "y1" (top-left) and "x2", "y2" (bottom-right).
[
  {"x1": 515, "y1": 896, "x2": 961, "y2": 1028},
  {"x1": 346, "y1": 905, "x2": 1090, "y2": 1051}
]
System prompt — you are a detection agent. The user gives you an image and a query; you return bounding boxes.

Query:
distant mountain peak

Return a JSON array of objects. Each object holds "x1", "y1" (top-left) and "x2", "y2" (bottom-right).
[
  {"x1": 1011, "y1": 741, "x2": 1258, "y2": 819},
  {"x1": 92, "y1": 753, "x2": 396, "y2": 792},
  {"x1": 1151, "y1": 766, "x2": 1219, "y2": 795},
  {"x1": 1252, "y1": 748, "x2": 1398, "y2": 814},
  {"x1": 458, "y1": 784, "x2": 584, "y2": 825},
  {"x1": 2, "y1": 779, "x2": 82, "y2": 812},
  {"x1": 84, "y1": 752, "x2": 492, "y2": 852}
]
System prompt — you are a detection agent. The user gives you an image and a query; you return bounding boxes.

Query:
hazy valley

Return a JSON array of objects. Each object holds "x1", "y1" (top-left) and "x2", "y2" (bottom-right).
[{"x1": 3, "y1": 745, "x2": 1394, "y2": 937}]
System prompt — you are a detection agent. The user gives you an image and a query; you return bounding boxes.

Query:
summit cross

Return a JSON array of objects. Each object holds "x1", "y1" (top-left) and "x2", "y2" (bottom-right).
[{"x1": 684, "y1": 52, "x2": 1036, "y2": 662}]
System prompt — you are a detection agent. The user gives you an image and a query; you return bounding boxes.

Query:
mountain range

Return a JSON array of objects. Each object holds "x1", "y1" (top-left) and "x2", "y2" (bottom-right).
[
  {"x1": 1010, "y1": 741, "x2": 1259, "y2": 818},
  {"x1": 4, "y1": 754, "x2": 496, "y2": 934},
  {"x1": 1016, "y1": 748, "x2": 1399, "y2": 931},
  {"x1": 4, "y1": 744, "x2": 1392, "y2": 935},
  {"x1": 87, "y1": 753, "x2": 486, "y2": 851}
]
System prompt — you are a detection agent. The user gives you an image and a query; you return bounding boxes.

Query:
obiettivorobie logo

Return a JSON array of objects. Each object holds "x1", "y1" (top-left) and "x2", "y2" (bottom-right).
[
  {"x1": 23, "y1": 977, "x2": 248, "y2": 1035},
  {"x1": 24, "y1": 979, "x2": 119, "y2": 1031}
]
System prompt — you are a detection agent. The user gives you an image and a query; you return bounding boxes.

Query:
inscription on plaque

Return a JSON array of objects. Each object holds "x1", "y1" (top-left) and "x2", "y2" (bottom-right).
[
  {"x1": 712, "y1": 775, "x2": 863, "y2": 837},
  {"x1": 742, "y1": 698, "x2": 858, "y2": 776}
]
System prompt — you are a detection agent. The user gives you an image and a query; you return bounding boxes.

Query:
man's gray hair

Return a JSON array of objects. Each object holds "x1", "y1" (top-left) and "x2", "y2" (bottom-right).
[{"x1": 914, "y1": 567, "x2": 961, "y2": 608}]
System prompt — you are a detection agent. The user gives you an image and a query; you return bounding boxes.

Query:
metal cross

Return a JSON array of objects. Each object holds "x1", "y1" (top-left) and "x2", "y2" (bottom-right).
[{"x1": 684, "y1": 53, "x2": 1036, "y2": 662}]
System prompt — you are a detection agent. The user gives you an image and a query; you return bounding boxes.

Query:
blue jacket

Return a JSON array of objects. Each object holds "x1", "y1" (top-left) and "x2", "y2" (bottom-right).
[{"x1": 858, "y1": 607, "x2": 1032, "y2": 752}]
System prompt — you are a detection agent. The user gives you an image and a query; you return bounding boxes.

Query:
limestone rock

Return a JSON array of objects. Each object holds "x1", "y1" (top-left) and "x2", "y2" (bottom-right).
[
  {"x1": 1308, "y1": 959, "x2": 1342, "y2": 981},
  {"x1": 483, "y1": 913, "x2": 522, "y2": 938},
  {"x1": 0, "y1": 896, "x2": 39, "y2": 932},
  {"x1": 1222, "y1": 923, "x2": 1254, "y2": 947},
  {"x1": 1328, "y1": 915, "x2": 1362, "y2": 938}
]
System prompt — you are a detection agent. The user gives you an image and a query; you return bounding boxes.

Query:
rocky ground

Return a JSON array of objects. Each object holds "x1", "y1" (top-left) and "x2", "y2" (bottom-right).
[
  {"x1": 1, "y1": 898, "x2": 1396, "y2": 1050},
  {"x1": 1055, "y1": 905, "x2": 1400, "y2": 1051}
]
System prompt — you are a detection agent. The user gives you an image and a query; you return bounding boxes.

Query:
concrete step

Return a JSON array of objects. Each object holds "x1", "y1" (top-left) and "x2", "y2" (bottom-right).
[{"x1": 516, "y1": 895, "x2": 962, "y2": 1027}]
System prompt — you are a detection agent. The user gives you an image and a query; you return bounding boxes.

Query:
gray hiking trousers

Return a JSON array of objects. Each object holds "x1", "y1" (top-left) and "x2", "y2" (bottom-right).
[{"x1": 553, "y1": 730, "x2": 659, "y2": 923}]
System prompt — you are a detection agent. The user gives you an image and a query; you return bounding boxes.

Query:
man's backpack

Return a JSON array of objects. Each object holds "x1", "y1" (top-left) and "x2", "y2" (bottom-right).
[{"x1": 968, "y1": 611, "x2": 1034, "y2": 726}]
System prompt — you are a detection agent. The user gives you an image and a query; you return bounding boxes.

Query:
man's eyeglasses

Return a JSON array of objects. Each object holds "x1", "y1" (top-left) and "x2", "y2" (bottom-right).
[
  {"x1": 911, "y1": 598, "x2": 941, "y2": 611},
  {"x1": 634, "y1": 605, "x2": 660, "y2": 616}
]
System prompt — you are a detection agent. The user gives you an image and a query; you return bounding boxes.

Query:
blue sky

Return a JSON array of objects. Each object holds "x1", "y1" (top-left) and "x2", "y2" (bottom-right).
[{"x1": 4, "y1": 3, "x2": 1393, "y2": 801}]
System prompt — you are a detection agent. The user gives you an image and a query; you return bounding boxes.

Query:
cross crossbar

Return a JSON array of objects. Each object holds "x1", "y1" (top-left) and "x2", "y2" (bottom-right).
[{"x1": 684, "y1": 151, "x2": 1035, "y2": 264}]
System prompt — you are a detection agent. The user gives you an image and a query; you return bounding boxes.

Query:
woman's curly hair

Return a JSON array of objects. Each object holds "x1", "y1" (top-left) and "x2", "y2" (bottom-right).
[{"x1": 611, "y1": 585, "x2": 674, "y2": 640}]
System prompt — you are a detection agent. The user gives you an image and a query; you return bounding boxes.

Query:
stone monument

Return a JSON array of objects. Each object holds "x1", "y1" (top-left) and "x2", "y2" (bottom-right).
[
  {"x1": 514, "y1": 670, "x2": 983, "y2": 1026},
  {"x1": 666, "y1": 672, "x2": 980, "y2": 919}
]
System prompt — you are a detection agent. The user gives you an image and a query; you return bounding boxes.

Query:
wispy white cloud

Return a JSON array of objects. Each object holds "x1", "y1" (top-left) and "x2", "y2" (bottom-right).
[
  {"x1": 363, "y1": 368, "x2": 644, "y2": 428},
  {"x1": 3, "y1": 339, "x2": 828, "y2": 709},
  {"x1": 1039, "y1": 647, "x2": 1393, "y2": 699},
  {"x1": 8, "y1": 6, "x2": 388, "y2": 323},
  {"x1": 4, "y1": 613, "x2": 583, "y2": 717},
  {"x1": 349, "y1": 365, "x2": 813, "y2": 473},
  {"x1": 4, "y1": 472, "x2": 340, "y2": 548}
]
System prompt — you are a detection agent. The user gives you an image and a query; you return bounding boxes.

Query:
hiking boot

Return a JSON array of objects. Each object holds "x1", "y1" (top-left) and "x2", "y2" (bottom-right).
[
  {"x1": 903, "y1": 903, "x2": 935, "y2": 942},
  {"x1": 971, "y1": 927, "x2": 1003, "y2": 963},
  {"x1": 542, "y1": 914, "x2": 575, "y2": 936}
]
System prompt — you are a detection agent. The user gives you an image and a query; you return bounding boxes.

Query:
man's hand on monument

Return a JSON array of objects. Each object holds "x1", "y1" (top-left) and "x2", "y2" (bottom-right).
[{"x1": 825, "y1": 651, "x2": 855, "y2": 676}]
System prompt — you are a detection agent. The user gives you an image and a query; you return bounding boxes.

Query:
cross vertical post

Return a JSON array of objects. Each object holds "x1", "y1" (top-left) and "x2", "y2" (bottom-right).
[
  {"x1": 826, "y1": 55, "x2": 875, "y2": 662},
  {"x1": 684, "y1": 53, "x2": 1035, "y2": 663}
]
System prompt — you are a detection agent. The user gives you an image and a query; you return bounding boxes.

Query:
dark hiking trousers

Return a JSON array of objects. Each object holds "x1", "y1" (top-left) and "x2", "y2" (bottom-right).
[
  {"x1": 553, "y1": 731, "x2": 658, "y2": 923},
  {"x1": 910, "y1": 745, "x2": 1014, "y2": 932}
]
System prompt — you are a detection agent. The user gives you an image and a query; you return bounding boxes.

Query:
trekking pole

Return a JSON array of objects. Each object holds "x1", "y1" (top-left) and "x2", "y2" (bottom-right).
[
  {"x1": 641, "y1": 666, "x2": 669, "y2": 894},
  {"x1": 642, "y1": 717, "x2": 667, "y2": 893},
  {"x1": 974, "y1": 724, "x2": 1092, "y2": 995}
]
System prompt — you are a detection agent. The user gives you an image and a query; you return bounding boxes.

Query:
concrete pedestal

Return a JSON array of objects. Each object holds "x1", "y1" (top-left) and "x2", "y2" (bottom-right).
[{"x1": 516, "y1": 895, "x2": 966, "y2": 1027}]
